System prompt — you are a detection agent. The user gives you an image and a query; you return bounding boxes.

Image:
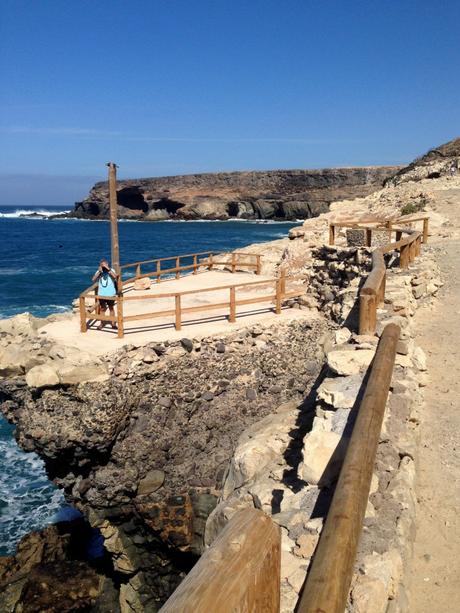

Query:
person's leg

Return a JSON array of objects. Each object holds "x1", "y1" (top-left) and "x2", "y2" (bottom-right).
[
  {"x1": 108, "y1": 302, "x2": 117, "y2": 329},
  {"x1": 98, "y1": 300, "x2": 107, "y2": 329}
]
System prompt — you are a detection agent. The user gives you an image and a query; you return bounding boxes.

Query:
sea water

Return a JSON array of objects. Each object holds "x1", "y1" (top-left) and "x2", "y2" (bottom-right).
[{"x1": 0, "y1": 205, "x2": 298, "y2": 555}]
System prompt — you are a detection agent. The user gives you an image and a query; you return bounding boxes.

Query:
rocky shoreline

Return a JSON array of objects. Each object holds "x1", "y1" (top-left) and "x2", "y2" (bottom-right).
[
  {"x1": 70, "y1": 166, "x2": 398, "y2": 221},
  {"x1": 0, "y1": 138, "x2": 459, "y2": 611}
]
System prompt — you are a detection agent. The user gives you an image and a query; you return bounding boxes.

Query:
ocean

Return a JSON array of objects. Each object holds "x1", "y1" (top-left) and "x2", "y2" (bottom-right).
[{"x1": 0, "y1": 204, "x2": 298, "y2": 555}]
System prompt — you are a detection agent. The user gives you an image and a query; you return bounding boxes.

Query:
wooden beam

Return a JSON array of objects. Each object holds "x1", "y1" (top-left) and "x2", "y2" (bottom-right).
[
  {"x1": 117, "y1": 295, "x2": 124, "y2": 338},
  {"x1": 159, "y1": 508, "x2": 280, "y2": 613},
  {"x1": 107, "y1": 162, "x2": 120, "y2": 275},
  {"x1": 297, "y1": 323, "x2": 400, "y2": 613},
  {"x1": 329, "y1": 224, "x2": 336, "y2": 245},
  {"x1": 175, "y1": 295, "x2": 182, "y2": 330},
  {"x1": 79, "y1": 296, "x2": 87, "y2": 333},
  {"x1": 229, "y1": 286, "x2": 236, "y2": 322}
]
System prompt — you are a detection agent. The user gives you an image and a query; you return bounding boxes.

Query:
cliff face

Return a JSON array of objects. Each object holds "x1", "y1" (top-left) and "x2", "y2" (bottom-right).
[{"x1": 72, "y1": 166, "x2": 400, "y2": 221}]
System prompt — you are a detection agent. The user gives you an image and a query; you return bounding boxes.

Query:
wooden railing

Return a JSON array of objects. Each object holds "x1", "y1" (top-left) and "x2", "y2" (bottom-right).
[
  {"x1": 79, "y1": 252, "x2": 304, "y2": 338},
  {"x1": 297, "y1": 323, "x2": 400, "y2": 612},
  {"x1": 160, "y1": 508, "x2": 280, "y2": 612},
  {"x1": 158, "y1": 324, "x2": 399, "y2": 613},
  {"x1": 120, "y1": 251, "x2": 262, "y2": 284},
  {"x1": 328, "y1": 215, "x2": 429, "y2": 335}
]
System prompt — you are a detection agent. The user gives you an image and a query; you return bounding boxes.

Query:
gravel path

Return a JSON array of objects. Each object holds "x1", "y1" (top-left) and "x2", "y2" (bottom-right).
[{"x1": 408, "y1": 188, "x2": 460, "y2": 612}]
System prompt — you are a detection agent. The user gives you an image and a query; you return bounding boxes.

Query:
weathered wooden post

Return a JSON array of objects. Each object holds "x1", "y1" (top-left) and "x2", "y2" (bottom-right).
[
  {"x1": 400, "y1": 244, "x2": 409, "y2": 269},
  {"x1": 280, "y1": 268, "x2": 286, "y2": 296},
  {"x1": 156, "y1": 260, "x2": 161, "y2": 282},
  {"x1": 79, "y1": 296, "x2": 87, "y2": 333},
  {"x1": 107, "y1": 162, "x2": 120, "y2": 276},
  {"x1": 175, "y1": 295, "x2": 182, "y2": 330},
  {"x1": 256, "y1": 254, "x2": 262, "y2": 275},
  {"x1": 275, "y1": 279, "x2": 282, "y2": 314},
  {"x1": 359, "y1": 289, "x2": 376, "y2": 335},
  {"x1": 329, "y1": 224, "x2": 336, "y2": 245},
  {"x1": 365, "y1": 228, "x2": 372, "y2": 247},
  {"x1": 229, "y1": 286, "x2": 236, "y2": 322},
  {"x1": 231, "y1": 252, "x2": 236, "y2": 273},
  {"x1": 423, "y1": 218, "x2": 429, "y2": 244},
  {"x1": 176, "y1": 256, "x2": 180, "y2": 279},
  {"x1": 193, "y1": 254, "x2": 198, "y2": 274},
  {"x1": 116, "y1": 295, "x2": 124, "y2": 338}
]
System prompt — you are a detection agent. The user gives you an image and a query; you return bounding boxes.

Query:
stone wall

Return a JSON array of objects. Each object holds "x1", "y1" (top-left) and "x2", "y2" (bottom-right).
[{"x1": 203, "y1": 245, "x2": 442, "y2": 612}]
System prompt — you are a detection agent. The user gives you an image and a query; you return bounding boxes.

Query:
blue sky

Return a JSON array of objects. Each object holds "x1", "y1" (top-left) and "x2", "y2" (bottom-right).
[{"x1": 0, "y1": 0, "x2": 459, "y2": 206}]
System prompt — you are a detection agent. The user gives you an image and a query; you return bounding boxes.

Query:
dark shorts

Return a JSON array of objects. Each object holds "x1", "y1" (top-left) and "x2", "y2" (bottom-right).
[{"x1": 99, "y1": 298, "x2": 115, "y2": 310}]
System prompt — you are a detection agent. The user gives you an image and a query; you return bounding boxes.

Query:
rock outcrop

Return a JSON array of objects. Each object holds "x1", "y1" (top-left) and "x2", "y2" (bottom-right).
[{"x1": 70, "y1": 167, "x2": 399, "y2": 221}]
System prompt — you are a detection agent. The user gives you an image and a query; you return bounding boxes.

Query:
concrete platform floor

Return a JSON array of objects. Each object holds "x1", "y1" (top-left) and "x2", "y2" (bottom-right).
[{"x1": 41, "y1": 270, "x2": 308, "y2": 356}]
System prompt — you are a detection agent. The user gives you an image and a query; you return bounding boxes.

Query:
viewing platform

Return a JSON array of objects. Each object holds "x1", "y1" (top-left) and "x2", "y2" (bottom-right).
[{"x1": 41, "y1": 251, "x2": 307, "y2": 356}]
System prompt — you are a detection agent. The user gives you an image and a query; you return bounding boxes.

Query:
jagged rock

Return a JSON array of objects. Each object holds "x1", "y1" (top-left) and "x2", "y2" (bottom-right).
[
  {"x1": 25, "y1": 364, "x2": 60, "y2": 388},
  {"x1": 317, "y1": 374, "x2": 364, "y2": 409},
  {"x1": 327, "y1": 347, "x2": 375, "y2": 376},
  {"x1": 412, "y1": 346, "x2": 427, "y2": 371},
  {"x1": 71, "y1": 167, "x2": 398, "y2": 221},
  {"x1": 57, "y1": 363, "x2": 109, "y2": 385},
  {"x1": 0, "y1": 345, "x2": 40, "y2": 376},
  {"x1": 299, "y1": 430, "x2": 348, "y2": 486},
  {"x1": 137, "y1": 469, "x2": 165, "y2": 496},
  {"x1": 222, "y1": 401, "x2": 299, "y2": 498}
]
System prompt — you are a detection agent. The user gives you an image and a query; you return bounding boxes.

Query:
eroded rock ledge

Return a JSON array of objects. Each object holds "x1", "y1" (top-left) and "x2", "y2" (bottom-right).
[
  {"x1": 0, "y1": 316, "x2": 329, "y2": 611},
  {"x1": 70, "y1": 167, "x2": 399, "y2": 221}
]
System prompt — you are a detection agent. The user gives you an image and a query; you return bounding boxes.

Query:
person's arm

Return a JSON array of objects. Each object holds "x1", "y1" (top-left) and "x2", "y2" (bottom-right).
[
  {"x1": 108, "y1": 268, "x2": 118, "y2": 281},
  {"x1": 92, "y1": 268, "x2": 102, "y2": 282}
]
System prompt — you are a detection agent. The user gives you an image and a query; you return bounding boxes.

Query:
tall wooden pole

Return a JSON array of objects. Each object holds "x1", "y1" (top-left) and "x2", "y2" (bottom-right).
[{"x1": 107, "y1": 162, "x2": 120, "y2": 275}]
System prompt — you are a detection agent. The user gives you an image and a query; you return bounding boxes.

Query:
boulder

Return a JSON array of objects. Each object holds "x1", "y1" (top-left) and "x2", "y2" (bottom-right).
[
  {"x1": 0, "y1": 345, "x2": 40, "y2": 376},
  {"x1": 412, "y1": 346, "x2": 427, "y2": 371},
  {"x1": 327, "y1": 347, "x2": 375, "y2": 376},
  {"x1": 26, "y1": 364, "x2": 60, "y2": 388},
  {"x1": 57, "y1": 364, "x2": 109, "y2": 385},
  {"x1": 298, "y1": 430, "x2": 348, "y2": 486},
  {"x1": 317, "y1": 374, "x2": 363, "y2": 409},
  {"x1": 137, "y1": 470, "x2": 165, "y2": 496}
]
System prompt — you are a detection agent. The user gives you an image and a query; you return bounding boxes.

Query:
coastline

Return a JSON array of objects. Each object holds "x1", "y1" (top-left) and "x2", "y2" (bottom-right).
[{"x1": 0, "y1": 142, "x2": 459, "y2": 611}]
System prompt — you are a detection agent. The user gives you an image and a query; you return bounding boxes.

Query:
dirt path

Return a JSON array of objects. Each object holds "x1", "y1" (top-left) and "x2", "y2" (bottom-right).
[{"x1": 408, "y1": 188, "x2": 460, "y2": 611}]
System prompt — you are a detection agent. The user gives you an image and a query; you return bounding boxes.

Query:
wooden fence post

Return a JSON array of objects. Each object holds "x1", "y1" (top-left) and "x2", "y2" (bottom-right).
[
  {"x1": 176, "y1": 257, "x2": 180, "y2": 279},
  {"x1": 157, "y1": 260, "x2": 161, "y2": 283},
  {"x1": 159, "y1": 509, "x2": 280, "y2": 613},
  {"x1": 275, "y1": 279, "x2": 282, "y2": 314},
  {"x1": 395, "y1": 230, "x2": 402, "y2": 242},
  {"x1": 280, "y1": 269, "x2": 286, "y2": 296},
  {"x1": 359, "y1": 290, "x2": 376, "y2": 335},
  {"x1": 256, "y1": 255, "x2": 261, "y2": 275},
  {"x1": 136, "y1": 264, "x2": 141, "y2": 278},
  {"x1": 297, "y1": 324, "x2": 400, "y2": 613},
  {"x1": 229, "y1": 287, "x2": 236, "y2": 322},
  {"x1": 329, "y1": 224, "x2": 336, "y2": 245},
  {"x1": 175, "y1": 295, "x2": 182, "y2": 330},
  {"x1": 79, "y1": 296, "x2": 87, "y2": 333},
  {"x1": 365, "y1": 228, "x2": 372, "y2": 247},
  {"x1": 117, "y1": 294, "x2": 124, "y2": 338},
  {"x1": 209, "y1": 253, "x2": 214, "y2": 271},
  {"x1": 378, "y1": 270, "x2": 386, "y2": 305},
  {"x1": 423, "y1": 218, "x2": 429, "y2": 244},
  {"x1": 193, "y1": 254, "x2": 198, "y2": 275},
  {"x1": 386, "y1": 220, "x2": 392, "y2": 243},
  {"x1": 400, "y1": 244, "x2": 409, "y2": 269},
  {"x1": 231, "y1": 253, "x2": 236, "y2": 273}
]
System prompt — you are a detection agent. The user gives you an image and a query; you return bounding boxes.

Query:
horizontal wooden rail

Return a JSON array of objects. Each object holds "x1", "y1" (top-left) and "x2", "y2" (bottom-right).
[
  {"x1": 79, "y1": 260, "x2": 305, "y2": 337},
  {"x1": 160, "y1": 508, "x2": 280, "y2": 613},
  {"x1": 328, "y1": 218, "x2": 427, "y2": 335},
  {"x1": 298, "y1": 323, "x2": 400, "y2": 613}
]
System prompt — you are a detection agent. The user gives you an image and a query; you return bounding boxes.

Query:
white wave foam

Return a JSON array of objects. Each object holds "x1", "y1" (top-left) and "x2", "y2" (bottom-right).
[
  {"x1": 0, "y1": 422, "x2": 65, "y2": 555},
  {"x1": 0, "y1": 209, "x2": 70, "y2": 219}
]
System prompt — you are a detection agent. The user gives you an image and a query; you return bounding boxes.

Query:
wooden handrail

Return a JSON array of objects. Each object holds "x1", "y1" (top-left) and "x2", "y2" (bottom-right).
[
  {"x1": 298, "y1": 323, "x2": 400, "y2": 613},
  {"x1": 159, "y1": 508, "x2": 280, "y2": 613},
  {"x1": 120, "y1": 250, "x2": 260, "y2": 270}
]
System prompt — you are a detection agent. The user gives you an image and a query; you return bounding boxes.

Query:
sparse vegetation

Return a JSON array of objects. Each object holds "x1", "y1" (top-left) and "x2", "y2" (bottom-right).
[{"x1": 400, "y1": 196, "x2": 428, "y2": 216}]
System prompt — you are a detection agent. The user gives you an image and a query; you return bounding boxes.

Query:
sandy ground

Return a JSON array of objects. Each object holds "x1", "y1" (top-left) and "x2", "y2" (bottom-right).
[
  {"x1": 408, "y1": 188, "x2": 460, "y2": 611},
  {"x1": 41, "y1": 269, "x2": 308, "y2": 355}
]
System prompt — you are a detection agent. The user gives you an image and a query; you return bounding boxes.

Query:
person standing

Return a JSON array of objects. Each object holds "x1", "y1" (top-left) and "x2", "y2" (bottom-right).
[{"x1": 92, "y1": 258, "x2": 118, "y2": 329}]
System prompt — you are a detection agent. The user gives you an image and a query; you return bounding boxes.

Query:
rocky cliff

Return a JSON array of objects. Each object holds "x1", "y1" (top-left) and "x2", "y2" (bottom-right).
[{"x1": 71, "y1": 166, "x2": 399, "y2": 221}]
